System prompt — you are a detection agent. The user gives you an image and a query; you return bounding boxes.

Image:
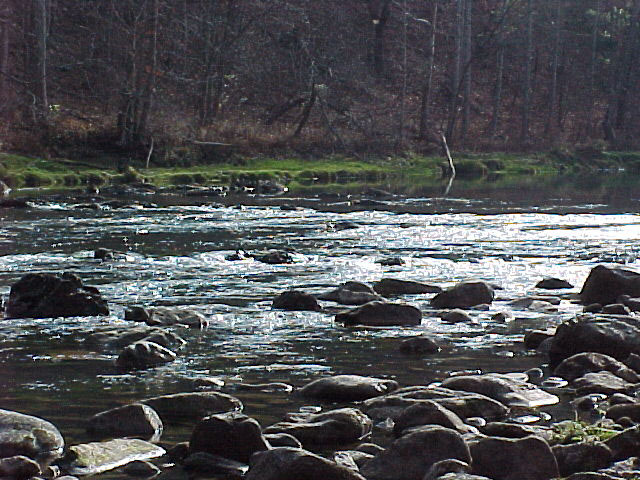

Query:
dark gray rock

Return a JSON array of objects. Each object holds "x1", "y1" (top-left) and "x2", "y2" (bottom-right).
[
  {"x1": 373, "y1": 279, "x2": 441, "y2": 297},
  {"x1": 573, "y1": 371, "x2": 634, "y2": 395},
  {"x1": 335, "y1": 301, "x2": 421, "y2": 327},
  {"x1": 142, "y1": 392, "x2": 242, "y2": 422},
  {"x1": 580, "y1": 265, "x2": 640, "y2": 306},
  {"x1": 423, "y1": 459, "x2": 470, "y2": 480},
  {"x1": 0, "y1": 409, "x2": 64, "y2": 461},
  {"x1": 430, "y1": 281, "x2": 494, "y2": 309},
  {"x1": 298, "y1": 375, "x2": 399, "y2": 401},
  {"x1": 144, "y1": 307, "x2": 209, "y2": 328},
  {"x1": 536, "y1": 277, "x2": 574, "y2": 289},
  {"x1": 189, "y1": 412, "x2": 269, "y2": 463},
  {"x1": 602, "y1": 303, "x2": 631, "y2": 315},
  {"x1": 393, "y1": 400, "x2": 474, "y2": 436},
  {"x1": 115, "y1": 341, "x2": 176, "y2": 370},
  {"x1": 124, "y1": 307, "x2": 151, "y2": 322},
  {"x1": 355, "y1": 443, "x2": 384, "y2": 455},
  {"x1": 552, "y1": 441, "x2": 613, "y2": 477},
  {"x1": 246, "y1": 447, "x2": 366, "y2": 480},
  {"x1": 555, "y1": 352, "x2": 640, "y2": 382},
  {"x1": 263, "y1": 433, "x2": 302, "y2": 448},
  {"x1": 86, "y1": 403, "x2": 162, "y2": 441},
  {"x1": 437, "y1": 475, "x2": 492, "y2": 480},
  {"x1": 524, "y1": 329, "x2": 556, "y2": 349},
  {"x1": 469, "y1": 435, "x2": 558, "y2": 480},
  {"x1": 480, "y1": 422, "x2": 551, "y2": 441},
  {"x1": 0, "y1": 455, "x2": 41, "y2": 479},
  {"x1": 122, "y1": 460, "x2": 161, "y2": 477},
  {"x1": 605, "y1": 425, "x2": 640, "y2": 460},
  {"x1": 319, "y1": 282, "x2": 381, "y2": 305},
  {"x1": 440, "y1": 309, "x2": 474, "y2": 323},
  {"x1": 252, "y1": 250, "x2": 293, "y2": 264},
  {"x1": 93, "y1": 248, "x2": 114, "y2": 261},
  {"x1": 272, "y1": 290, "x2": 320, "y2": 311},
  {"x1": 376, "y1": 257, "x2": 404, "y2": 266},
  {"x1": 182, "y1": 452, "x2": 248, "y2": 476},
  {"x1": 607, "y1": 403, "x2": 640, "y2": 423},
  {"x1": 5, "y1": 272, "x2": 109, "y2": 319},
  {"x1": 399, "y1": 336, "x2": 440, "y2": 354},
  {"x1": 263, "y1": 408, "x2": 372, "y2": 447},
  {"x1": 360, "y1": 426, "x2": 471, "y2": 480}
]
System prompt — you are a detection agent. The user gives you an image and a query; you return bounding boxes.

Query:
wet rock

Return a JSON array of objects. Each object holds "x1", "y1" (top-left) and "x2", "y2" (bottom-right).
[
  {"x1": 423, "y1": 459, "x2": 471, "y2": 480},
  {"x1": 552, "y1": 441, "x2": 613, "y2": 476},
  {"x1": 524, "y1": 329, "x2": 556, "y2": 349},
  {"x1": 437, "y1": 475, "x2": 492, "y2": 480},
  {"x1": 549, "y1": 315, "x2": 640, "y2": 366},
  {"x1": 619, "y1": 295, "x2": 640, "y2": 312},
  {"x1": 246, "y1": 447, "x2": 366, "y2": 480},
  {"x1": 573, "y1": 373, "x2": 631, "y2": 396},
  {"x1": 481, "y1": 422, "x2": 551, "y2": 441},
  {"x1": 60, "y1": 438, "x2": 165, "y2": 476},
  {"x1": 609, "y1": 393, "x2": 636, "y2": 406},
  {"x1": 142, "y1": 392, "x2": 242, "y2": 422},
  {"x1": 555, "y1": 352, "x2": 640, "y2": 383},
  {"x1": 607, "y1": 403, "x2": 640, "y2": 423},
  {"x1": 0, "y1": 199, "x2": 28, "y2": 208},
  {"x1": 399, "y1": 336, "x2": 440, "y2": 354},
  {"x1": 440, "y1": 373, "x2": 559, "y2": 408},
  {"x1": 142, "y1": 330, "x2": 187, "y2": 349},
  {"x1": 469, "y1": 435, "x2": 559, "y2": 480},
  {"x1": 252, "y1": 250, "x2": 293, "y2": 264},
  {"x1": 624, "y1": 352, "x2": 640, "y2": 372},
  {"x1": 335, "y1": 301, "x2": 421, "y2": 327},
  {"x1": 263, "y1": 433, "x2": 302, "y2": 448},
  {"x1": 360, "y1": 426, "x2": 471, "y2": 480},
  {"x1": 125, "y1": 306, "x2": 152, "y2": 322},
  {"x1": 430, "y1": 281, "x2": 494, "y2": 309},
  {"x1": 440, "y1": 309, "x2": 474, "y2": 323},
  {"x1": 319, "y1": 282, "x2": 380, "y2": 305},
  {"x1": 602, "y1": 303, "x2": 631, "y2": 315},
  {"x1": 116, "y1": 341, "x2": 177, "y2": 370},
  {"x1": 192, "y1": 376, "x2": 225, "y2": 390},
  {"x1": 86, "y1": 326, "x2": 185, "y2": 351},
  {"x1": 165, "y1": 442, "x2": 189, "y2": 462},
  {"x1": 189, "y1": 412, "x2": 268, "y2": 463},
  {"x1": 272, "y1": 290, "x2": 320, "y2": 311},
  {"x1": 122, "y1": 460, "x2": 161, "y2": 477},
  {"x1": 93, "y1": 248, "x2": 114, "y2": 261},
  {"x1": 5, "y1": 272, "x2": 109, "y2": 319},
  {"x1": 598, "y1": 456, "x2": 640, "y2": 478},
  {"x1": 356, "y1": 443, "x2": 384, "y2": 455},
  {"x1": 584, "y1": 303, "x2": 603, "y2": 313},
  {"x1": 605, "y1": 425, "x2": 640, "y2": 460},
  {"x1": 393, "y1": 400, "x2": 475, "y2": 436},
  {"x1": 536, "y1": 277, "x2": 574, "y2": 289},
  {"x1": 235, "y1": 382, "x2": 293, "y2": 393},
  {"x1": 377, "y1": 257, "x2": 404, "y2": 266},
  {"x1": 580, "y1": 265, "x2": 640, "y2": 306},
  {"x1": 334, "y1": 451, "x2": 360, "y2": 471},
  {"x1": 0, "y1": 409, "x2": 64, "y2": 461},
  {"x1": 263, "y1": 408, "x2": 372, "y2": 446},
  {"x1": 298, "y1": 375, "x2": 398, "y2": 401},
  {"x1": 373, "y1": 278, "x2": 441, "y2": 297},
  {"x1": 144, "y1": 307, "x2": 209, "y2": 328},
  {"x1": 86, "y1": 403, "x2": 162, "y2": 441},
  {"x1": 0, "y1": 455, "x2": 41, "y2": 479},
  {"x1": 182, "y1": 452, "x2": 248, "y2": 476}
]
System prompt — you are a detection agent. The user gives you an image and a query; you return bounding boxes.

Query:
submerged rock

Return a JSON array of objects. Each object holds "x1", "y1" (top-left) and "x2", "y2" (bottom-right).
[
  {"x1": 319, "y1": 282, "x2": 381, "y2": 305},
  {"x1": 0, "y1": 409, "x2": 64, "y2": 461},
  {"x1": 536, "y1": 278, "x2": 574, "y2": 289},
  {"x1": 5, "y1": 272, "x2": 109, "y2": 319},
  {"x1": 252, "y1": 250, "x2": 293, "y2": 264},
  {"x1": 580, "y1": 265, "x2": 640, "y2": 306},
  {"x1": 430, "y1": 281, "x2": 494, "y2": 309},
  {"x1": 272, "y1": 290, "x2": 320, "y2": 311},
  {"x1": 86, "y1": 403, "x2": 162, "y2": 441},
  {"x1": 399, "y1": 335, "x2": 440, "y2": 354},
  {"x1": 373, "y1": 278, "x2": 441, "y2": 297},
  {"x1": 335, "y1": 301, "x2": 421, "y2": 327},
  {"x1": 142, "y1": 392, "x2": 242, "y2": 422},
  {"x1": 144, "y1": 307, "x2": 209, "y2": 328},
  {"x1": 298, "y1": 375, "x2": 398, "y2": 401},
  {"x1": 115, "y1": 341, "x2": 177, "y2": 370}
]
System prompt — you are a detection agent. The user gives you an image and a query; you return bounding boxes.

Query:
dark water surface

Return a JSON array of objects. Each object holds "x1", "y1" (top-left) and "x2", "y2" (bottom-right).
[{"x1": 1, "y1": 176, "x2": 640, "y2": 452}]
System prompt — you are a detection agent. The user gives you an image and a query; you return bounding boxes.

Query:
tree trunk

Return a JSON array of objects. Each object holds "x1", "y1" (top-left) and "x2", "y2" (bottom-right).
[
  {"x1": 397, "y1": 0, "x2": 408, "y2": 147},
  {"x1": 0, "y1": 5, "x2": 10, "y2": 112},
  {"x1": 445, "y1": 0, "x2": 465, "y2": 142},
  {"x1": 137, "y1": 0, "x2": 159, "y2": 140},
  {"x1": 461, "y1": 0, "x2": 472, "y2": 142},
  {"x1": 369, "y1": 0, "x2": 391, "y2": 77},
  {"x1": 545, "y1": 0, "x2": 562, "y2": 136},
  {"x1": 419, "y1": 0, "x2": 438, "y2": 139},
  {"x1": 520, "y1": 0, "x2": 533, "y2": 145},
  {"x1": 32, "y1": 0, "x2": 48, "y2": 118}
]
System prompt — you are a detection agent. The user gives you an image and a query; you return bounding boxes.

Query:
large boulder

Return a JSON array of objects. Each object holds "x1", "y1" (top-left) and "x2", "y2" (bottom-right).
[
  {"x1": 335, "y1": 301, "x2": 421, "y2": 327},
  {"x1": 430, "y1": 281, "x2": 494, "y2": 309},
  {"x1": 298, "y1": 375, "x2": 399, "y2": 401},
  {"x1": 554, "y1": 352, "x2": 640, "y2": 383},
  {"x1": 549, "y1": 315, "x2": 640, "y2": 365},
  {"x1": 319, "y1": 282, "x2": 383, "y2": 305},
  {"x1": 393, "y1": 400, "x2": 474, "y2": 436},
  {"x1": 469, "y1": 435, "x2": 559, "y2": 480},
  {"x1": 373, "y1": 279, "x2": 441, "y2": 297},
  {"x1": 272, "y1": 290, "x2": 320, "y2": 311},
  {"x1": 263, "y1": 408, "x2": 371, "y2": 447},
  {"x1": 360, "y1": 426, "x2": 471, "y2": 480},
  {"x1": 246, "y1": 447, "x2": 366, "y2": 480},
  {"x1": 86, "y1": 404, "x2": 162, "y2": 441},
  {"x1": 552, "y1": 441, "x2": 613, "y2": 477},
  {"x1": 580, "y1": 265, "x2": 640, "y2": 306},
  {"x1": 189, "y1": 412, "x2": 270, "y2": 463},
  {"x1": 4, "y1": 272, "x2": 109, "y2": 319},
  {"x1": 0, "y1": 409, "x2": 64, "y2": 462},
  {"x1": 115, "y1": 341, "x2": 176, "y2": 370},
  {"x1": 142, "y1": 392, "x2": 242, "y2": 422}
]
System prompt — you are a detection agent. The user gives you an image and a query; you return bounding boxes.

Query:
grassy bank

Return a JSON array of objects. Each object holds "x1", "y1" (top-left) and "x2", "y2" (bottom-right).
[{"x1": 1, "y1": 150, "x2": 639, "y2": 193}]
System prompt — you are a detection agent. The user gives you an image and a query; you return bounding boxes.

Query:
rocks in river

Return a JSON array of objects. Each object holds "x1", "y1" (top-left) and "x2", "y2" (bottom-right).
[
  {"x1": 399, "y1": 335, "x2": 440, "y2": 354},
  {"x1": 272, "y1": 290, "x2": 321, "y2": 311},
  {"x1": 0, "y1": 180, "x2": 10, "y2": 197},
  {"x1": 0, "y1": 409, "x2": 64, "y2": 461},
  {"x1": 263, "y1": 408, "x2": 372, "y2": 446},
  {"x1": 607, "y1": 403, "x2": 640, "y2": 423},
  {"x1": 86, "y1": 403, "x2": 163, "y2": 441},
  {"x1": 573, "y1": 371, "x2": 634, "y2": 395},
  {"x1": 430, "y1": 281, "x2": 494, "y2": 309},
  {"x1": 4, "y1": 272, "x2": 109, "y2": 319},
  {"x1": 246, "y1": 447, "x2": 366, "y2": 480},
  {"x1": 263, "y1": 433, "x2": 302, "y2": 448},
  {"x1": 182, "y1": 452, "x2": 248, "y2": 477},
  {"x1": 335, "y1": 301, "x2": 422, "y2": 327},
  {"x1": 252, "y1": 250, "x2": 293, "y2": 264},
  {"x1": 123, "y1": 460, "x2": 162, "y2": 477},
  {"x1": 552, "y1": 441, "x2": 613, "y2": 477},
  {"x1": 469, "y1": 435, "x2": 559, "y2": 480},
  {"x1": 440, "y1": 309, "x2": 474, "y2": 323},
  {"x1": 116, "y1": 341, "x2": 177, "y2": 370},
  {"x1": 605, "y1": 425, "x2": 640, "y2": 460},
  {"x1": 554, "y1": 352, "x2": 640, "y2": 383},
  {"x1": 189, "y1": 412, "x2": 270, "y2": 463},
  {"x1": 536, "y1": 277, "x2": 574, "y2": 289},
  {"x1": 440, "y1": 373, "x2": 559, "y2": 408},
  {"x1": 549, "y1": 315, "x2": 640, "y2": 365},
  {"x1": 298, "y1": 375, "x2": 399, "y2": 401},
  {"x1": 360, "y1": 426, "x2": 471, "y2": 480},
  {"x1": 93, "y1": 248, "x2": 114, "y2": 261},
  {"x1": 602, "y1": 303, "x2": 631, "y2": 315},
  {"x1": 373, "y1": 278, "x2": 442, "y2": 297},
  {"x1": 59, "y1": 438, "x2": 165, "y2": 476},
  {"x1": 86, "y1": 326, "x2": 185, "y2": 350},
  {"x1": 524, "y1": 329, "x2": 556, "y2": 349},
  {"x1": 144, "y1": 307, "x2": 209, "y2": 328},
  {"x1": 142, "y1": 392, "x2": 242, "y2": 422},
  {"x1": 0, "y1": 455, "x2": 41, "y2": 479},
  {"x1": 580, "y1": 265, "x2": 640, "y2": 306},
  {"x1": 393, "y1": 400, "x2": 475, "y2": 436},
  {"x1": 319, "y1": 281, "x2": 382, "y2": 305}
]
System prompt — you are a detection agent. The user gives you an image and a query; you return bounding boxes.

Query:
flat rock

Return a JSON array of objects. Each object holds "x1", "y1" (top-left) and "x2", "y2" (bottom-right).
[
  {"x1": 142, "y1": 392, "x2": 242, "y2": 422},
  {"x1": 440, "y1": 373, "x2": 559, "y2": 408},
  {"x1": 554, "y1": 352, "x2": 640, "y2": 382},
  {"x1": 0, "y1": 409, "x2": 64, "y2": 461},
  {"x1": 145, "y1": 307, "x2": 209, "y2": 328},
  {"x1": 580, "y1": 265, "x2": 640, "y2": 306},
  {"x1": 298, "y1": 375, "x2": 399, "y2": 401},
  {"x1": 272, "y1": 290, "x2": 320, "y2": 311},
  {"x1": 115, "y1": 341, "x2": 176, "y2": 370},
  {"x1": 60, "y1": 438, "x2": 165, "y2": 476},
  {"x1": 246, "y1": 447, "x2": 365, "y2": 480},
  {"x1": 393, "y1": 400, "x2": 474, "y2": 436},
  {"x1": 335, "y1": 301, "x2": 421, "y2": 327},
  {"x1": 360, "y1": 426, "x2": 471, "y2": 480},
  {"x1": 573, "y1": 371, "x2": 634, "y2": 395},
  {"x1": 86, "y1": 403, "x2": 162, "y2": 441},
  {"x1": 373, "y1": 278, "x2": 441, "y2": 297},
  {"x1": 430, "y1": 281, "x2": 494, "y2": 309}
]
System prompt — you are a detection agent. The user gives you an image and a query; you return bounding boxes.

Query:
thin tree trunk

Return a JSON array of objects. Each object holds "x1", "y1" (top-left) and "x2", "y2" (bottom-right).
[
  {"x1": 588, "y1": 0, "x2": 600, "y2": 132},
  {"x1": 489, "y1": 0, "x2": 507, "y2": 139},
  {"x1": 461, "y1": 0, "x2": 472, "y2": 142},
  {"x1": 33, "y1": 0, "x2": 47, "y2": 117},
  {"x1": 0, "y1": 7, "x2": 9, "y2": 110},
  {"x1": 545, "y1": 0, "x2": 562, "y2": 136},
  {"x1": 398, "y1": 0, "x2": 408, "y2": 146},
  {"x1": 521, "y1": 0, "x2": 533, "y2": 145},
  {"x1": 446, "y1": 0, "x2": 465, "y2": 142},
  {"x1": 419, "y1": 0, "x2": 438, "y2": 139},
  {"x1": 138, "y1": 0, "x2": 159, "y2": 139},
  {"x1": 371, "y1": 0, "x2": 391, "y2": 77}
]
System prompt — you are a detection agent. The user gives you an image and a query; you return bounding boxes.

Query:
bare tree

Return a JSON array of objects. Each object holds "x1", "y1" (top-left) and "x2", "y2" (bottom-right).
[
  {"x1": 419, "y1": 0, "x2": 438, "y2": 139},
  {"x1": 32, "y1": 0, "x2": 48, "y2": 119},
  {"x1": 545, "y1": 0, "x2": 563, "y2": 136},
  {"x1": 521, "y1": 0, "x2": 533, "y2": 145}
]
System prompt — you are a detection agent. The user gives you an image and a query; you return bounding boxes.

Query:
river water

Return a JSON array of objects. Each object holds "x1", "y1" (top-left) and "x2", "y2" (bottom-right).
[{"x1": 1, "y1": 175, "x2": 640, "y2": 451}]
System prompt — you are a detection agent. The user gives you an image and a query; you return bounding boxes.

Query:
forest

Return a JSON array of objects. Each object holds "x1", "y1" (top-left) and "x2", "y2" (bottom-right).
[{"x1": 1, "y1": 0, "x2": 639, "y2": 162}]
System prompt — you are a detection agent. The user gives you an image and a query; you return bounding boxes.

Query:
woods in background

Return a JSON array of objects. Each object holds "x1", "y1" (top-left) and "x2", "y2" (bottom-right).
[{"x1": 0, "y1": 0, "x2": 639, "y2": 159}]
